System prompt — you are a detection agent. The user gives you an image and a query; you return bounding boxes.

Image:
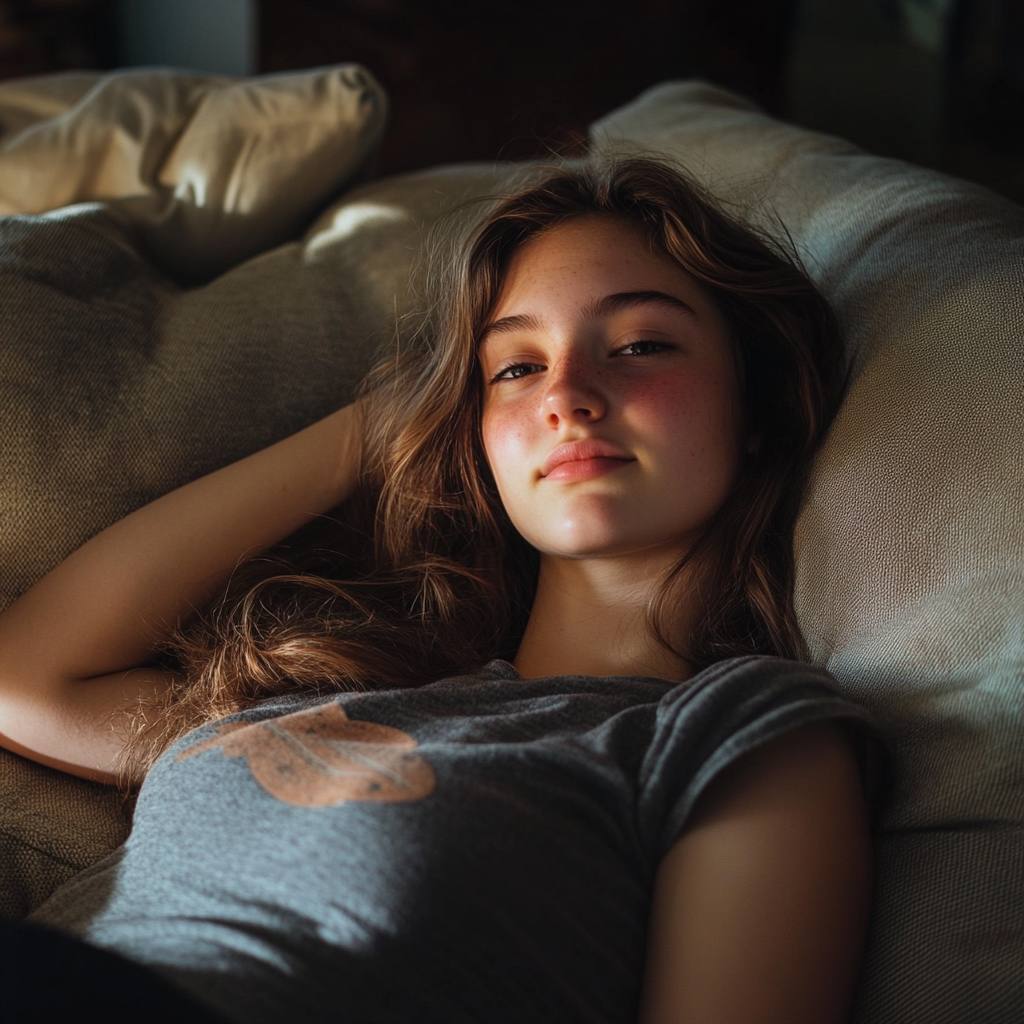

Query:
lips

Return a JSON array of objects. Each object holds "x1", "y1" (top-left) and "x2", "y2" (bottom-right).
[{"x1": 540, "y1": 439, "x2": 634, "y2": 479}]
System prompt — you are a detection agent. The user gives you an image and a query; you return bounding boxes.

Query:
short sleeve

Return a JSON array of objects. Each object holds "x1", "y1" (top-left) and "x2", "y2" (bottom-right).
[{"x1": 636, "y1": 656, "x2": 888, "y2": 866}]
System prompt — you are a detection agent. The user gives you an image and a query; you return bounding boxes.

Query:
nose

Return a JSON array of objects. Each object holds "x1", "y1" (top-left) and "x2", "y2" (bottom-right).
[{"x1": 542, "y1": 355, "x2": 607, "y2": 428}]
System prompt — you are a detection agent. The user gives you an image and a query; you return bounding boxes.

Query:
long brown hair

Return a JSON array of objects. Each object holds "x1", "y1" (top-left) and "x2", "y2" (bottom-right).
[{"x1": 120, "y1": 155, "x2": 844, "y2": 784}]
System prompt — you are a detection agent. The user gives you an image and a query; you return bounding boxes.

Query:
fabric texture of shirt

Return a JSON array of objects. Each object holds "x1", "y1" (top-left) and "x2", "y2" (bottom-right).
[{"x1": 32, "y1": 655, "x2": 885, "y2": 1024}]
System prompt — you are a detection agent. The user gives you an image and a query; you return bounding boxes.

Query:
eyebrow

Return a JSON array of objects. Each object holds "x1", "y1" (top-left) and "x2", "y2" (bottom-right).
[{"x1": 478, "y1": 290, "x2": 699, "y2": 344}]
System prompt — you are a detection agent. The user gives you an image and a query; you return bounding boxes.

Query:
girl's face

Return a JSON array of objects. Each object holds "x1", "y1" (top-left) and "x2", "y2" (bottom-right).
[{"x1": 478, "y1": 215, "x2": 749, "y2": 563}]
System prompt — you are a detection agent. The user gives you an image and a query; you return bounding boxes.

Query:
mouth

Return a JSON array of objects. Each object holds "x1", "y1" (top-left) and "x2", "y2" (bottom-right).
[
  {"x1": 540, "y1": 439, "x2": 635, "y2": 480},
  {"x1": 543, "y1": 456, "x2": 633, "y2": 482}
]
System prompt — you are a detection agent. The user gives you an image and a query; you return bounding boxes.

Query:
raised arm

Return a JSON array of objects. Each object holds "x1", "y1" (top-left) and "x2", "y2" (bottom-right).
[
  {"x1": 0, "y1": 402, "x2": 363, "y2": 782},
  {"x1": 638, "y1": 722, "x2": 872, "y2": 1024}
]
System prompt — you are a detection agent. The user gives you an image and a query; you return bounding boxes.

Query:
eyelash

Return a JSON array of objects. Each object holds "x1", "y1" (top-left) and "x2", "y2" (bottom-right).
[{"x1": 487, "y1": 340, "x2": 671, "y2": 385}]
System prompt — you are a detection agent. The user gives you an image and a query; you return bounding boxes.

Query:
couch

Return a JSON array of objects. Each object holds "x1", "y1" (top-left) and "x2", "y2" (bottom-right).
[{"x1": 0, "y1": 64, "x2": 1020, "y2": 1023}]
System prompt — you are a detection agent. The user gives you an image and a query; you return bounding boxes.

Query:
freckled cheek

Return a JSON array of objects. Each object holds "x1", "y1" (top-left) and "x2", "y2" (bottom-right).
[
  {"x1": 621, "y1": 374, "x2": 708, "y2": 435},
  {"x1": 621, "y1": 372, "x2": 742, "y2": 460}
]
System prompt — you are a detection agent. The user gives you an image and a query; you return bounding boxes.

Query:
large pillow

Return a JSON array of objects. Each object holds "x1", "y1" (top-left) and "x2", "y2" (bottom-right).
[
  {"x1": 590, "y1": 81, "x2": 1024, "y2": 1024},
  {"x1": 0, "y1": 63, "x2": 390, "y2": 615}
]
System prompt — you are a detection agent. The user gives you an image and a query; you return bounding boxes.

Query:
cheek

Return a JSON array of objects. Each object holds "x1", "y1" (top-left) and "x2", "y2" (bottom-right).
[
  {"x1": 625, "y1": 369, "x2": 744, "y2": 467},
  {"x1": 481, "y1": 403, "x2": 533, "y2": 494},
  {"x1": 623, "y1": 371, "x2": 708, "y2": 433}
]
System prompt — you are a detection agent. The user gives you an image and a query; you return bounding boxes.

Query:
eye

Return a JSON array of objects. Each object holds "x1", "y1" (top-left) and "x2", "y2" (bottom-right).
[
  {"x1": 487, "y1": 361, "x2": 545, "y2": 384},
  {"x1": 616, "y1": 340, "x2": 672, "y2": 357}
]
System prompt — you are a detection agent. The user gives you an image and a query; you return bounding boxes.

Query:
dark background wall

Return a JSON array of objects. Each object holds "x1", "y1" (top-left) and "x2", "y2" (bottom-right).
[
  {"x1": 0, "y1": 0, "x2": 1020, "y2": 202},
  {"x1": 258, "y1": 0, "x2": 800, "y2": 173}
]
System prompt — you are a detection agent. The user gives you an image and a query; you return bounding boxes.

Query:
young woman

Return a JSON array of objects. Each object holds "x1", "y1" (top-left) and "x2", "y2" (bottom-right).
[{"x1": 0, "y1": 156, "x2": 883, "y2": 1023}]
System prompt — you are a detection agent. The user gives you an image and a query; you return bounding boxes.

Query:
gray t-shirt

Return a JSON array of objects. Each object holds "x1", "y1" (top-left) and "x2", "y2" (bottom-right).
[{"x1": 33, "y1": 655, "x2": 884, "y2": 1024}]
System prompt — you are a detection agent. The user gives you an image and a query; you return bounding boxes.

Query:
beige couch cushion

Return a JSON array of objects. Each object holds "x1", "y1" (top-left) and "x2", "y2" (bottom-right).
[
  {"x1": 0, "y1": 64, "x2": 390, "y2": 918},
  {"x1": 0, "y1": 159, "x2": 515, "y2": 916},
  {"x1": 591, "y1": 81, "x2": 1023, "y2": 1024}
]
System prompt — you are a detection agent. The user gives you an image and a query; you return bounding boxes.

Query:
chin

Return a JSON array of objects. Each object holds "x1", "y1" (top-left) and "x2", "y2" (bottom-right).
[
  {"x1": 509, "y1": 500, "x2": 711, "y2": 562},
  {"x1": 522, "y1": 516, "x2": 709, "y2": 564},
  {"x1": 521, "y1": 517, "x2": 619, "y2": 559},
  {"x1": 528, "y1": 530, "x2": 650, "y2": 560}
]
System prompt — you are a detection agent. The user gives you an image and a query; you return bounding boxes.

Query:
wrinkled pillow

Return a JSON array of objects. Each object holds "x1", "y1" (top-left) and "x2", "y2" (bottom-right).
[
  {"x1": 591, "y1": 81, "x2": 1024, "y2": 1024},
  {"x1": 0, "y1": 65, "x2": 388, "y2": 280}
]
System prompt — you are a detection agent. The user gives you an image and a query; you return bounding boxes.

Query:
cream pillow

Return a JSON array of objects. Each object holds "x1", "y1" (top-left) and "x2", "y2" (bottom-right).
[
  {"x1": 591, "y1": 81, "x2": 1024, "y2": 1024},
  {"x1": 0, "y1": 65, "x2": 387, "y2": 279}
]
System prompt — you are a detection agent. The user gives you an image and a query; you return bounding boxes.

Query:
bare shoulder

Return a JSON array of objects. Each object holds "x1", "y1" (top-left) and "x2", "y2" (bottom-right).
[{"x1": 638, "y1": 722, "x2": 873, "y2": 1024}]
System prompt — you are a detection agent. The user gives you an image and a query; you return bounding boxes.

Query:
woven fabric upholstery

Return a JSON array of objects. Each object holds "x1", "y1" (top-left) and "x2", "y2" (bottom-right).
[
  {"x1": 0, "y1": 749, "x2": 128, "y2": 920},
  {"x1": 590, "y1": 81, "x2": 1024, "y2": 1024},
  {"x1": 0, "y1": 65, "x2": 390, "y2": 919}
]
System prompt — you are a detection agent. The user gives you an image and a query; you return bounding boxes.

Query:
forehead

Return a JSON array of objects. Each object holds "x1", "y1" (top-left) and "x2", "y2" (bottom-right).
[
  {"x1": 490, "y1": 216, "x2": 701, "y2": 314},
  {"x1": 483, "y1": 215, "x2": 714, "y2": 331}
]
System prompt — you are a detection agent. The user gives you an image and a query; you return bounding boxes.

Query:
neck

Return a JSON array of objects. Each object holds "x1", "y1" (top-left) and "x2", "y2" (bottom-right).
[{"x1": 512, "y1": 547, "x2": 699, "y2": 682}]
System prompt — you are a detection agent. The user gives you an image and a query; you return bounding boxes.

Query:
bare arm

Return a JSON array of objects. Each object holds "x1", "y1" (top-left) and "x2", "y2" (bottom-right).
[
  {"x1": 638, "y1": 722, "x2": 873, "y2": 1024},
  {"x1": 0, "y1": 402, "x2": 363, "y2": 781}
]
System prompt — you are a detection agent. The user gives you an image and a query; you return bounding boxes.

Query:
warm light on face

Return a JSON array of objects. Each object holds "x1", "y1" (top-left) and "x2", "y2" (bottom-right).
[{"x1": 478, "y1": 216, "x2": 748, "y2": 563}]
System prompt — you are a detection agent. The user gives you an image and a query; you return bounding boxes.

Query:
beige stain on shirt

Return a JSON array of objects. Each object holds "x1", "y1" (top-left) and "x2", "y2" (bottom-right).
[{"x1": 176, "y1": 703, "x2": 436, "y2": 806}]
